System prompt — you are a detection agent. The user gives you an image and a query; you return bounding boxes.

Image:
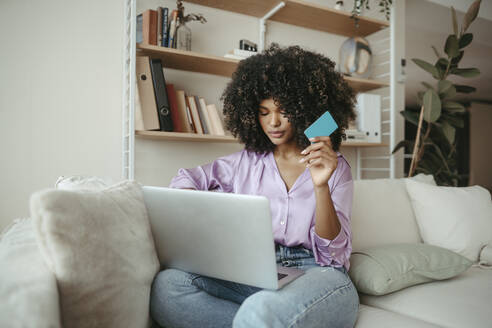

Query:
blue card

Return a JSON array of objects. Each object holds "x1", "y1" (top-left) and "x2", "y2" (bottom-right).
[{"x1": 304, "y1": 111, "x2": 338, "y2": 141}]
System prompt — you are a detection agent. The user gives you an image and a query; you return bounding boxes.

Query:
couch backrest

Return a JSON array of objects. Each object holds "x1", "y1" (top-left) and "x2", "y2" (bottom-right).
[{"x1": 351, "y1": 178, "x2": 422, "y2": 252}]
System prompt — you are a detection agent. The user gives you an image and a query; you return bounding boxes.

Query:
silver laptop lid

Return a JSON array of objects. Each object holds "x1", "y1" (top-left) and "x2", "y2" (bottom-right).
[{"x1": 142, "y1": 186, "x2": 279, "y2": 289}]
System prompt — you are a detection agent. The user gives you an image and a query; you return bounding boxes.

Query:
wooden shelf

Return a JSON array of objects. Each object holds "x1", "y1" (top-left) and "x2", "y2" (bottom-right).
[
  {"x1": 135, "y1": 131, "x2": 238, "y2": 142},
  {"x1": 136, "y1": 44, "x2": 239, "y2": 77},
  {"x1": 136, "y1": 131, "x2": 387, "y2": 147},
  {"x1": 185, "y1": 0, "x2": 389, "y2": 37},
  {"x1": 136, "y1": 44, "x2": 388, "y2": 92}
]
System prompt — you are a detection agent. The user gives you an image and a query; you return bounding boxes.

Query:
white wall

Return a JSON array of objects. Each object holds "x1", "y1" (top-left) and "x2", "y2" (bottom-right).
[{"x1": 0, "y1": 0, "x2": 125, "y2": 230}]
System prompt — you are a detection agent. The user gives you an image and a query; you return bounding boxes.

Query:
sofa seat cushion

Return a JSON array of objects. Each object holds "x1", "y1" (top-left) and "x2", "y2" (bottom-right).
[
  {"x1": 355, "y1": 304, "x2": 441, "y2": 328},
  {"x1": 359, "y1": 267, "x2": 492, "y2": 328}
]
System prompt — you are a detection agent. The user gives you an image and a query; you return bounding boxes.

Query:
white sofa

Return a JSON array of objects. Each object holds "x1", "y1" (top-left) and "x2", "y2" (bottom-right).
[{"x1": 1, "y1": 175, "x2": 491, "y2": 328}]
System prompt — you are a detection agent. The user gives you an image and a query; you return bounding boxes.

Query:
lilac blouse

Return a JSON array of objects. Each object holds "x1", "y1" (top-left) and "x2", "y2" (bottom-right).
[{"x1": 169, "y1": 149, "x2": 354, "y2": 270}]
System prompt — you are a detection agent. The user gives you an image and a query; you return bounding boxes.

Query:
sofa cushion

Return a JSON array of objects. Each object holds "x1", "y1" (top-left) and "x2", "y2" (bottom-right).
[
  {"x1": 351, "y1": 178, "x2": 422, "y2": 252},
  {"x1": 30, "y1": 180, "x2": 160, "y2": 328},
  {"x1": 0, "y1": 218, "x2": 61, "y2": 328},
  {"x1": 355, "y1": 304, "x2": 441, "y2": 328},
  {"x1": 349, "y1": 243, "x2": 472, "y2": 295},
  {"x1": 359, "y1": 266, "x2": 492, "y2": 328},
  {"x1": 405, "y1": 179, "x2": 492, "y2": 262}
]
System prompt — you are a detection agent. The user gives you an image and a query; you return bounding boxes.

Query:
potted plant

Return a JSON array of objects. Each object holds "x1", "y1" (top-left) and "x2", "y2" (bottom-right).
[{"x1": 392, "y1": 0, "x2": 482, "y2": 186}]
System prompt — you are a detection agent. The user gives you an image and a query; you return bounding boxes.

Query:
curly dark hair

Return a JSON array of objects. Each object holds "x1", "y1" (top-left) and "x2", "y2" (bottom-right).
[{"x1": 221, "y1": 44, "x2": 357, "y2": 153}]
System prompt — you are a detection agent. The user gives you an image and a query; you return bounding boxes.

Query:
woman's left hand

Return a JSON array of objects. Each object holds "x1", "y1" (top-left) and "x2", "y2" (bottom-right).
[{"x1": 300, "y1": 136, "x2": 338, "y2": 188}]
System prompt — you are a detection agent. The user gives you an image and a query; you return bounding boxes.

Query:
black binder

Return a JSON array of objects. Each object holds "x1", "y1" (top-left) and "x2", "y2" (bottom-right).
[{"x1": 149, "y1": 58, "x2": 174, "y2": 131}]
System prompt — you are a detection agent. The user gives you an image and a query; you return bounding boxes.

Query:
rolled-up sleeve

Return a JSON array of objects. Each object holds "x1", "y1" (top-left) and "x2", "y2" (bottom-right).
[
  {"x1": 310, "y1": 157, "x2": 354, "y2": 270},
  {"x1": 169, "y1": 151, "x2": 240, "y2": 192}
]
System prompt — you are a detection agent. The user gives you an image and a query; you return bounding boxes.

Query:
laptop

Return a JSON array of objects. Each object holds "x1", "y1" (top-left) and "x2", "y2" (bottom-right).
[{"x1": 142, "y1": 186, "x2": 305, "y2": 290}]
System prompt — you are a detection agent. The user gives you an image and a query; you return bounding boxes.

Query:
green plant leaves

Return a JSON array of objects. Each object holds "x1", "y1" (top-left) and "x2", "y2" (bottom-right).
[
  {"x1": 445, "y1": 35, "x2": 460, "y2": 58},
  {"x1": 421, "y1": 81, "x2": 434, "y2": 90},
  {"x1": 392, "y1": 140, "x2": 415, "y2": 154},
  {"x1": 459, "y1": 33, "x2": 473, "y2": 48},
  {"x1": 441, "y1": 113, "x2": 464, "y2": 128},
  {"x1": 440, "y1": 121, "x2": 456, "y2": 144},
  {"x1": 462, "y1": 0, "x2": 481, "y2": 34},
  {"x1": 413, "y1": 58, "x2": 440, "y2": 79},
  {"x1": 455, "y1": 84, "x2": 476, "y2": 93},
  {"x1": 443, "y1": 101, "x2": 466, "y2": 113},
  {"x1": 437, "y1": 80, "x2": 452, "y2": 95},
  {"x1": 423, "y1": 89, "x2": 442, "y2": 122},
  {"x1": 400, "y1": 110, "x2": 420, "y2": 126},
  {"x1": 451, "y1": 67, "x2": 480, "y2": 77},
  {"x1": 451, "y1": 6, "x2": 459, "y2": 37}
]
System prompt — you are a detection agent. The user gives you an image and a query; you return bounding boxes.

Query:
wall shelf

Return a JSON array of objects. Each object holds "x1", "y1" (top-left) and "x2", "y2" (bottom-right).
[
  {"x1": 184, "y1": 0, "x2": 389, "y2": 37},
  {"x1": 136, "y1": 44, "x2": 389, "y2": 92},
  {"x1": 136, "y1": 130, "x2": 387, "y2": 147}
]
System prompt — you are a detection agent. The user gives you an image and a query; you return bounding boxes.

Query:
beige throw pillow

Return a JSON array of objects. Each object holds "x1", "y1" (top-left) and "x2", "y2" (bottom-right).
[{"x1": 30, "y1": 181, "x2": 159, "y2": 328}]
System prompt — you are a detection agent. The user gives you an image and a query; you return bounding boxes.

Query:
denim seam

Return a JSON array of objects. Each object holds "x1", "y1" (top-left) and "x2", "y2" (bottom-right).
[{"x1": 287, "y1": 280, "x2": 354, "y2": 328}]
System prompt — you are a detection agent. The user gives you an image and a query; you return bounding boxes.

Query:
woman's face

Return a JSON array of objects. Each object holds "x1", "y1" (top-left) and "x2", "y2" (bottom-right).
[{"x1": 258, "y1": 98, "x2": 296, "y2": 146}]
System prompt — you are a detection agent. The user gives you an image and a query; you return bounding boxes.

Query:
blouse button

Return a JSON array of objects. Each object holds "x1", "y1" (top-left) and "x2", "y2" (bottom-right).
[
  {"x1": 280, "y1": 220, "x2": 285, "y2": 225},
  {"x1": 331, "y1": 252, "x2": 336, "y2": 256}
]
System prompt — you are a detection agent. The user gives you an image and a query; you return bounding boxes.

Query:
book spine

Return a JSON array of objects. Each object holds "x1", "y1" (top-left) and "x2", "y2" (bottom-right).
[
  {"x1": 186, "y1": 96, "x2": 204, "y2": 134},
  {"x1": 206, "y1": 104, "x2": 226, "y2": 135},
  {"x1": 194, "y1": 95, "x2": 209, "y2": 134},
  {"x1": 157, "y1": 7, "x2": 163, "y2": 46},
  {"x1": 136, "y1": 14, "x2": 143, "y2": 43},
  {"x1": 175, "y1": 90, "x2": 193, "y2": 132},
  {"x1": 168, "y1": 10, "x2": 178, "y2": 48},
  {"x1": 166, "y1": 84, "x2": 182, "y2": 132},
  {"x1": 162, "y1": 8, "x2": 169, "y2": 47},
  {"x1": 142, "y1": 9, "x2": 157, "y2": 45},
  {"x1": 149, "y1": 58, "x2": 173, "y2": 131},
  {"x1": 199, "y1": 98, "x2": 215, "y2": 135},
  {"x1": 135, "y1": 56, "x2": 160, "y2": 130}
]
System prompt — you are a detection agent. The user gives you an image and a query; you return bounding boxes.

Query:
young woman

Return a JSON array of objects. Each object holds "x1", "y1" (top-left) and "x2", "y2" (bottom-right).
[{"x1": 150, "y1": 44, "x2": 359, "y2": 328}]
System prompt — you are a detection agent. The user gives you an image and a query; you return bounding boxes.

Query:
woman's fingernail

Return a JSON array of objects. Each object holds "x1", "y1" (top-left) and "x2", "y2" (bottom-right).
[
  {"x1": 299, "y1": 158, "x2": 305, "y2": 163},
  {"x1": 301, "y1": 150, "x2": 307, "y2": 155}
]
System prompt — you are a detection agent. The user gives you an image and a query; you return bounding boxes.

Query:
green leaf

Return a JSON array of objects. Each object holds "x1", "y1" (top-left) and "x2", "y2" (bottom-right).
[
  {"x1": 441, "y1": 84, "x2": 457, "y2": 99},
  {"x1": 452, "y1": 68, "x2": 480, "y2": 78},
  {"x1": 462, "y1": 0, "x2": 481, "y2": 34},
  {"x1": 441, "y1": 121, "x2": 456, "y2": 144},
  {"x1": 423, "y1": 89, "x2": 442, "y2": 123},
  {"x1": 412, "y1": 58, "x2": 440, "y2": 79},
  {"x1": 438, "y1": 80, "x2": 453, "y2": 95},
  {"x1": 445, "y1": 35, "x2": 460, "y2": 58},
  {"x1": 401, "y1": 110, "x2": 420, "y2": 126},
  {"x1": 421, "y1": 82, "x2": 434, "y2": 90},
  {"x1": 431, "y1": 46, "x2": 441, "y2": 58},
  {"x1": 459, "y1": 33, "x2": 473, "y2": 48},
  {"x1": 451, "y1": 51, "x2": 464, "y2": 66},
  {"x1": 443, "y1": 101, "x2": 466, "y2": 113},
  {"x1": 392, "y1": 140, "x2": 415, "y2": 154},
  {"x1": 451, "y1": 6, "x2": 459, "y2": 37},
  {"x1": 455, "y1": 84, "x2": 477, "y2": 93},
  {"x1": 441, "y1": 113, "x2": 464, "y2": 128},
  {"x1": 423, "y1": 141, "x2": 451, "y2": 170}
]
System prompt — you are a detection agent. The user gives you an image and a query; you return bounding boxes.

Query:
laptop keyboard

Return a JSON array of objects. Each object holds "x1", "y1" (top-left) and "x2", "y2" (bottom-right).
[{"x1": 277, "y1": 273, "x2": 288, "y2": 280}]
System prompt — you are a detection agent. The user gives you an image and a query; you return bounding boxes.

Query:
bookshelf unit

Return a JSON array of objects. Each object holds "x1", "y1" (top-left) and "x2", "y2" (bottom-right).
[{"x1": 123, "y1": 0, "x2": 404, "y2": 181}]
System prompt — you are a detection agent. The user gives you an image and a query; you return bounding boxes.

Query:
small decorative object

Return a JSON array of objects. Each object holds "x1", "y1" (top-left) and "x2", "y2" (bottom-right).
[
  {"x1": 350, "y1": 0, "x2": 392, "y2": 28},
  {"x1": 175, "y1": 0, "x2": 207, "y2": 51},
  {"x1": 334, "y1": 1, "x2": 345, "y2": 11},
  {"x1": 338, "y1": 36, "x2": 372, "y2": 79},
  {"x1": 239, "y1": 39, "x2": 257, "y2": 52}
]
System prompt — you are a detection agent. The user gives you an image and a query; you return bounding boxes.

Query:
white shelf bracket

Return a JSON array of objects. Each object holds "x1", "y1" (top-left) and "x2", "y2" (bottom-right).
[{"x1": 259, "y1": 2, "x2": 285, "y2": 52}]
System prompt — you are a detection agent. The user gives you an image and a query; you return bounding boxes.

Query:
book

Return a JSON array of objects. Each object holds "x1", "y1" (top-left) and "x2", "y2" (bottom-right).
[
  {"x1": 206, "y1": 104, "x2": 226, "y2": 136},
  {"x1": 166, "y1": 84, "x2": 182, "y2": 132},
  {"x1": 175, "y1": 90, "x2": 193, "y2": 132},
  {"x1": 157, "y1": 7, "x2": 163, "y2": 46},
  {"x1": 149, "y1": 58, "x2": 173, "y2": 131},
  {"x1": 168, "y1": 10, "x2": 178, "y2": 48},
  {"x1": 161, "y1": 7, "x2": 169, "y2": 46},
  {"x1": 137, "y1": 10, "x2": 157, "y2": 45},
  {"x1": 194, "y1": 95, "x2": 209, "y2": 134},
  {"x1": 135, "y1": 56, "x2": 160, "y2": 131},
  {"x1": 186, "y1": 96, "x2": 204, "y2": 134},
  {"x1": 199, "y1": 98, "x2": 215, "y2": 135}
]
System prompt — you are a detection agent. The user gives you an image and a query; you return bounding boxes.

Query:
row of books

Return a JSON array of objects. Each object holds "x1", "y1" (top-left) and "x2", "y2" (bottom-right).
[
  {"x1": 136, "y1": 7, "x2": 178, "y2": 48},
  {"x1": 135, "y1": 56, "x2": 226, "y2": 136}
]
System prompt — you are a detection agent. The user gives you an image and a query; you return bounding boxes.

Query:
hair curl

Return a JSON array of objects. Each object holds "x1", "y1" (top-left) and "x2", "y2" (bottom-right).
[{"x1": 221, "y1": 44, "x2": 357, "y2": 153}]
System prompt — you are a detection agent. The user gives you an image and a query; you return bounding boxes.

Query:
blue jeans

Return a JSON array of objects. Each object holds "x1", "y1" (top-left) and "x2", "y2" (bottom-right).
[{"x1": 150, "y1": 245, "x2": 359, "y2": 328}]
